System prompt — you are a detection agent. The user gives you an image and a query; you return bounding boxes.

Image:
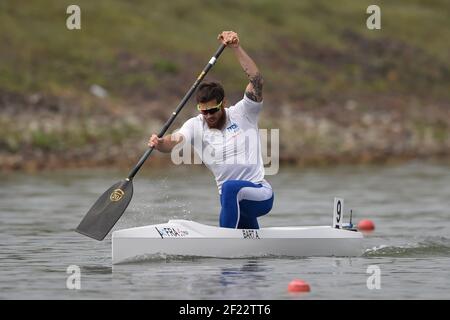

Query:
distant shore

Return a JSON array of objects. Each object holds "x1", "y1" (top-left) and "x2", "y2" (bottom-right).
[
  {"x1": 2, "y1": 94, "x2": 449, "y2": 172},
  {"x1": 2, "y1": 1, "x2": 449, "y2": 171}
]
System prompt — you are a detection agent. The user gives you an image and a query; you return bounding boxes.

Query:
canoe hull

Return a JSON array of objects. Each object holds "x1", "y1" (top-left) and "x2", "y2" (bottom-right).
[{"x1": 112, "y1": 220, "x2": 363, "y2": 264}]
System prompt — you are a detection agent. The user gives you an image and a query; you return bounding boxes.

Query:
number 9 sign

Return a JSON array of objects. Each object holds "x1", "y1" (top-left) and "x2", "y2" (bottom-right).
[{"x1": 333, "y1": 198, "x2": 344, "y2": 229}]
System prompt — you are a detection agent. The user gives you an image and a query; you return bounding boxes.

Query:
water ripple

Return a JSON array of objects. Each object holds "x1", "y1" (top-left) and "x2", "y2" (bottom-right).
[{"x1": 363, "y1": 236, "x2": 450, "y2": 257}]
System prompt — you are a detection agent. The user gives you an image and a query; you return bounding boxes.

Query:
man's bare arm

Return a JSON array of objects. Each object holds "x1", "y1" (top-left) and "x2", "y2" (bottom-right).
[
  {"x1": 218, "y1": 31, "x2": 263, "y2": 102},
  {"x1": 148, "y1": 133, "x2": 183, "y2": 153}
]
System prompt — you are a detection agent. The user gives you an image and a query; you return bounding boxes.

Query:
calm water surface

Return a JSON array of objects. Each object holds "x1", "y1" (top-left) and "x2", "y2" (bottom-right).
[{"x1": 1, "y1": 161, "x2": 449, "y2": 299}]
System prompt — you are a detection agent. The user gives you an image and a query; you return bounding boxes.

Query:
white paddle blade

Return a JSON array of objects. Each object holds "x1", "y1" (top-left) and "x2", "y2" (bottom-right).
[{"x1": 333, "y1": 197, "x2": 344, "y2": 229}]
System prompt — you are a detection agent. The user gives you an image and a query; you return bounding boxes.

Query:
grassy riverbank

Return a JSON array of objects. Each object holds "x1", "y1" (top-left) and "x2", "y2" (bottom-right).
[{"x1": 1, "y1": 0, "x2": 449, "y2": 171}]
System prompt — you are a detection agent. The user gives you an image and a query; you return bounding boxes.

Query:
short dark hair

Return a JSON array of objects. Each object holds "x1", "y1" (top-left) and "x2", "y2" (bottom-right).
[{"x1": 196, "y1": 82, "x2": 225, "y2": 104}]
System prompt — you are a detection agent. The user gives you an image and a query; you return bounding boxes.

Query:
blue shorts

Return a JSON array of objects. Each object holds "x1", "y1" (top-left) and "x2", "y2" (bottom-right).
[{"x1": 219, "y1": 180, "x2": 274, "y2": 229}]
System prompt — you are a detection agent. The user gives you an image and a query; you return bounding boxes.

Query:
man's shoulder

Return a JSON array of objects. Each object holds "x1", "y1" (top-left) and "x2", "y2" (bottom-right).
[
  {"x1": 176, "y1": 114, "x2": 203, "y2": 142},
  {"x1": 230, "y1": 95, "x2": 263, "y2": 110},
  {"x1": 227, "y1": 96, "x2": 263, "y2": 123},
  {"x1": 183, "y1": 114, "x2": 204, "y2": 126},
  {"x1": 242, "y1": 93, "x2": 263, "y2": 106}
]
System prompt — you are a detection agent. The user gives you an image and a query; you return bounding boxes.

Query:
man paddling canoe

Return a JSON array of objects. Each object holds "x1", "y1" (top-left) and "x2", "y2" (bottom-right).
[{"x1": 148, "y1": 31, "x2": 274, "y2": 229}]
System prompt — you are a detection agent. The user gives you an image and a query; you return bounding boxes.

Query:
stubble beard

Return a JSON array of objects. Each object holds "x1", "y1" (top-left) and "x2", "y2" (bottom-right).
[{"x1": 206, "y1": 109, "x2": 226, "y2": 130}]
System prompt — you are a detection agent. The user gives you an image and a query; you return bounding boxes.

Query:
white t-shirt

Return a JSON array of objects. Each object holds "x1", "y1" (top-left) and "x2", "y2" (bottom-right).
[{"x1": 177, "y1": 95, "x2": 266, "y2": 193}]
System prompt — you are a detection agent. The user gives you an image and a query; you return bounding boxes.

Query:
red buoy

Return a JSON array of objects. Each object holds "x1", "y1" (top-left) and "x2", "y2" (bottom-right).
[
  {"x1": 357, "y1": 219, "x2": 375, "y2": 231},
  {"x1": 287, "y1": 279, "x2": 310, "y2": 293}
]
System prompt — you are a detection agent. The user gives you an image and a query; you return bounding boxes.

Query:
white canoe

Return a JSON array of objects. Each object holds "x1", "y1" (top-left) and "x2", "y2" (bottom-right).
[{"x1": 112, "y1": 219, "x2": 363, "y2": 264}]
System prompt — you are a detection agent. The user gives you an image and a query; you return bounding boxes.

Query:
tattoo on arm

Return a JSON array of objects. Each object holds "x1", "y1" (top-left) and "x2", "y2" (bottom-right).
[
  {"x1": 245, "y1": 90, "x2": 258, "y2": 102},
  {"x1": 245, "y1": 72, "x2": 263, "y2": 102}
]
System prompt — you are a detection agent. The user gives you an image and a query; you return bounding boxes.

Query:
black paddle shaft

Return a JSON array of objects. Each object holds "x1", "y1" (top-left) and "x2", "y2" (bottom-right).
[
  {"x1": 127, "y1": 44, "x2": 226, "y2": 180},
  {"x1": 76, "y1": 44, "x2": 227, "y2": 241}
]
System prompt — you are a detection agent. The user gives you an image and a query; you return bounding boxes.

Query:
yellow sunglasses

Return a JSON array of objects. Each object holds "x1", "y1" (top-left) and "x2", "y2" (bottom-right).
[{"x1": 197, "y1": 100, "x2": 223, "y2": 115}]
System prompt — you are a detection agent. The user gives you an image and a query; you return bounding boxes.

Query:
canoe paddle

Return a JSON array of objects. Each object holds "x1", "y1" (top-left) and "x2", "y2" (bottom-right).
[{"x1": 76, "y1": 43, "x2": 226, "y2": 240}]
